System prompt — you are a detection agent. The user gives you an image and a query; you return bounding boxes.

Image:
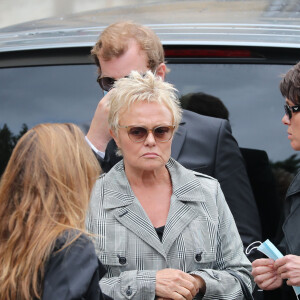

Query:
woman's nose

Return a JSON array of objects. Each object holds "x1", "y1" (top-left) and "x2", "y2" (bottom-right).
[
  {"x1": 144, "y1": 131, "x2": 156, "y2": 146},
  {"x1": 282, "y1": 113, "x2": 291, "y2": 125}
]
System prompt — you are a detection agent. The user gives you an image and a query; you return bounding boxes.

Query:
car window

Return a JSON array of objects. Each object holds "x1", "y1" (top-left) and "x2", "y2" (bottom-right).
[
  {"x1": 1, "y1": 61, "x2": 298, "y2": 180},
  {"x1": 167, "y1": 63, "x2": 294, "y2": 164},
  {"x1": 0, "y1": 64, "x2": 100, "y2": 175},
  {"x1": 1, "y1": 64, "x2": 100, "y2": 135}
]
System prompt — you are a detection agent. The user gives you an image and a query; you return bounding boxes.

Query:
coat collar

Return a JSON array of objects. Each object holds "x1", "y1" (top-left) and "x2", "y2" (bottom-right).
[
  {"x1": 286, "y1": 171, "x2": 300, "y2": 198},
  {"x1": 102, "y1": 157, "x2": 206, "y2": 210},
  {"x1": 101, "y1": 158, "x2": 207, "y2": 257}
]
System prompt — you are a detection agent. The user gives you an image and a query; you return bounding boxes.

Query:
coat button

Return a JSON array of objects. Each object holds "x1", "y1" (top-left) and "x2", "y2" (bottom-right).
[
  {"x1": 126, "y1": 286, "x2": 132, "y2": 296},
  {"x1": 118, "y1": 255, "x2": 127, "y2": 265},
  {"x1": 195, "y1": 251, "x2": 203, "y2": 262}
]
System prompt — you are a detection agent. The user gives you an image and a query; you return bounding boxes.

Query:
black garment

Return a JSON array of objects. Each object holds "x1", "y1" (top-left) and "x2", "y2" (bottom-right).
[
  {"x1": 279, "y1": 170, "x2": 300, "y2": 256},
  {"x1": 155, "y1": 225, "x2": 165, "y2": 242},
  {"x1": 99, "y1": 137, "x2": 121, "y2": 173},
  {"x1": 240, "y1": 148, "x2": 282, "y2": 241},
  {"x1": 42, "y1": 232, "x2": 112, "y2": 300},
  {"x1": 263, "y1": 171, "x2": 300, "y2": 300}
]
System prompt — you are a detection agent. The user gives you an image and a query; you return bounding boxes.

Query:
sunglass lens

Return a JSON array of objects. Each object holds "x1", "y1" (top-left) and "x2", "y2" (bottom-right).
[
  {"x1": 99, "y1": 77, "x2": 115, "y2": 91},
  {"x1": 128, "y1": 127, "x2": 148, "y2": 142},
  {"x1": 284, "y1": 105, "x2": 292, "y2": 119},
  {"x1": 154, "y1": 126, "x2": 171, "y2": 141}
]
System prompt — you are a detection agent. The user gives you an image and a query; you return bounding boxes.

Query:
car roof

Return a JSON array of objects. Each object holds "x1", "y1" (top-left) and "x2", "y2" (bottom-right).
[{"x1": 1, "y1": 0, "x2": 300, "y2": 53}]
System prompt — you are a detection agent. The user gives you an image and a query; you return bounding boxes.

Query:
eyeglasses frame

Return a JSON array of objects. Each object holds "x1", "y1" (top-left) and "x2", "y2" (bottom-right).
[
  {"x1": 284, "y1": 104, "x2": 300, "y2": 120},
  {"x1": 97, "y1": 69, "x2": 157, "y2": 92},
  {"x1": 118, "y1": 125, "x2": 176, "y2": 143},
  {"x1": 97, "y1": 75, "x2": 117, "y2": 92}
]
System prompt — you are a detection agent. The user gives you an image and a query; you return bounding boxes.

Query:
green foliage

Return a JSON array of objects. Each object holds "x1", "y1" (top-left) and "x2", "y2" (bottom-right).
[{"x1": 270, "y1": 153, "x2": 300, "y2": 175}]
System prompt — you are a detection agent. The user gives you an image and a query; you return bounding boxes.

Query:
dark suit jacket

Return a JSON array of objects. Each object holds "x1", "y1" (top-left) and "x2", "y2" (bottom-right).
[
  {"x1": 240, "y1": 148, "x2": 281, "y2": 241},
  {"x1": 98, "y1": 109, "x2": 262, "y2": 260},
  {"x1": 278, "y1": 170, "x2": 300, "y2": 256}
]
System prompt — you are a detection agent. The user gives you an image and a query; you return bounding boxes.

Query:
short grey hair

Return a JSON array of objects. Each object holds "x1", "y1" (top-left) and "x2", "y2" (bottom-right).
[{"x1": 108, "y1": 71, "x2": 182, "y2": 136}]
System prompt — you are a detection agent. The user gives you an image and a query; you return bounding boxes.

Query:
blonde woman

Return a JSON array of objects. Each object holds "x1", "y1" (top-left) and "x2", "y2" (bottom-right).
[
  {"x1": 87, "y1": 71, "x2": 254, "y2": 300},
  {"x1": 0, "y1": 123, "x2": 111, "y2": 300}
]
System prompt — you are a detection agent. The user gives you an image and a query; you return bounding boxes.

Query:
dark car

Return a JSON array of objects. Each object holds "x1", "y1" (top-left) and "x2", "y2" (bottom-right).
[{"x1": 1, "y1": 1, "x2": 300, "y2": 298}]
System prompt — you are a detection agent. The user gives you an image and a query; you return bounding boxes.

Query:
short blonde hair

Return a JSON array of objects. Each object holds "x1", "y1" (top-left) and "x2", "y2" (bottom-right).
[{"x1": 108, "y1": 71, "x2": 182, "y2": 136}]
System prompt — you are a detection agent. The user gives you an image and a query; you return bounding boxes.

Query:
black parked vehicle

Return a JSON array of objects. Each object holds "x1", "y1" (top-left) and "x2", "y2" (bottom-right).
[{"x1": 1, "y1": 2, "x2": 300, "y2": 298}]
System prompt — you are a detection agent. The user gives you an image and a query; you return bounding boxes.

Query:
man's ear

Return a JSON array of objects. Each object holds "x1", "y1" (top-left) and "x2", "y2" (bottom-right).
[{"x1": 156, "y1": 63, "x2": 166, "y2": 80}]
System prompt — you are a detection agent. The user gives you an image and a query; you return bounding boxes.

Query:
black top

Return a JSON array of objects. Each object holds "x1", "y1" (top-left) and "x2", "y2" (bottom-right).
[
  {"x1": 42, "y1": 232, "x2": 112, "y2": 300},
  {"x1": 155, "y1": 226, "x2": 165, "y2": 242}
]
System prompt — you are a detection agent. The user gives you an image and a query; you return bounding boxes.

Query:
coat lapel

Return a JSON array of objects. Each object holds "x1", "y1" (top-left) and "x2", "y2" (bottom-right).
[
  {"x1": 103, "y1": 162, "x2": 167, "y2": 258},
  {"x1": 114, "y1": 204, "x2": 166, "y2": 259},
  {"x1": 102, "y1": 159, "x2": 206, "y2": 259},
  {"x1": 162, "y1": 195, "x2": 199, "y2": 255},
  {"x1": 163, "y1": 159, "x2": 207, "y2": 255},
  {"x1": 286, "y1": 171, "x2": 300, "y2": 197}
]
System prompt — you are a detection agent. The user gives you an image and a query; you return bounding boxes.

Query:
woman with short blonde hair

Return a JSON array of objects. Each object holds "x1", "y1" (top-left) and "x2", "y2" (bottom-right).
[
  {"x1": 87, "y1": 71, "x2": 254, "y2": 300},
  {"x1": 108, "y1": 70, "x2": 181, "y2": 136}
]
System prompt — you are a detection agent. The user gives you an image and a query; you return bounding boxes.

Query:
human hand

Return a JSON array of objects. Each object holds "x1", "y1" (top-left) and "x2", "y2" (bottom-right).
[
  {"x1": 252, "y1": 258, "x2": 283, "y2": 290},
  {"x1": 190, "y1": 274, "x2": 206, "y2": 295},
  {"x1": 155, "y1": 268, "x2": 202, "y2": 300},
  {"x1": 86, "y1": 91, "x2": 112, "y2": 152},
  {"x1": 274, "y1": 254, "x2": 300, "y2": 286}
]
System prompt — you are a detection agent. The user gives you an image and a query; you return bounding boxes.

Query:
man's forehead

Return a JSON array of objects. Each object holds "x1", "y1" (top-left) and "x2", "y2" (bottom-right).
[{"x1": 98, "y1": 41, "x2": 149, "y2": 78}]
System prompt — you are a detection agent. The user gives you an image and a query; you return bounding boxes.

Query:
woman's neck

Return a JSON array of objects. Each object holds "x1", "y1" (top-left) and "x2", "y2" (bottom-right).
[
  {"x1": 124, "y1": 164, "x2": 172, "y2": 228},
  {"x1": 124, "y1": 164, "x2": 170, "y2": 188}
]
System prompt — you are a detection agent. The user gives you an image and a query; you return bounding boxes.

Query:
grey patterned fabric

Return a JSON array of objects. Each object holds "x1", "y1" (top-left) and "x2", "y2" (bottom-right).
[{"x1": 86, "y1": 158, "x2": 254, "y2": 299}]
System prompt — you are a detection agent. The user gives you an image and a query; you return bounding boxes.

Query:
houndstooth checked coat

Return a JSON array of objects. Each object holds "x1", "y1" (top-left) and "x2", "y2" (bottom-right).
[{"x1": 86, "y1": 158, "x2": 254, "y2": 299}]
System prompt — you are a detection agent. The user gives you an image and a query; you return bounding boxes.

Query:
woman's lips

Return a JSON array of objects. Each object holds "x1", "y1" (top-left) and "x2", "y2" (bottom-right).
[{"x1": 142, "y1": 152, "x2": 159, "y2": 158}]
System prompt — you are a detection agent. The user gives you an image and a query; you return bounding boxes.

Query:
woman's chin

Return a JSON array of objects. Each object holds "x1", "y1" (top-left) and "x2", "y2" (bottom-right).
[
  {"x1": 290, "y1": 141, "x2": 300, "y2": 151},
  {"x1": 139, "y1": 159, "x2": 166, "y2": 171}
]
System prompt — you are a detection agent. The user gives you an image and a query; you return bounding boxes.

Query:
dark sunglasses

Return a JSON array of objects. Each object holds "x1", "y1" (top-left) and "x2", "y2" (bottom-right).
[
  {"x1": 97, "y1": 75, "x2": 117, "y2": 92},
  {"x1": 284, "y1": 104, "x2": 300, "y2": 120},
  {"x1": 118, "y1": 125, "x2": 176, "y2": 143},
  {"x1": 97, "y1": 72, "x2": 153, "y2": 92}
]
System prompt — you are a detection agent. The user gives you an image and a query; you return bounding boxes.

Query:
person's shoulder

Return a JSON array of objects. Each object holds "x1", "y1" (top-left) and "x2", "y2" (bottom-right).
[
  {"x1": 54, "y1": 231, "x2": 93, "y2": 251},
  {"x1": 181, "y1": 109, "x2": 230, "y2": 135},
  {"x1": 98, "y1": 172, "x2": 106, "y2": 180},
  {"x1": 96, "y1": 160, "x2": 124, "y2": 180},
  {"x1": 192, "y1": 170, "x2": 219, "y2": 192},
  {"x1": 190, "y1": 170, "x2": 222, "y2": 204},
  {"x1": 182, "y1": 108, "x2": 225, "y2": 124},
  {"x1": 192, "y1": 170, "x2": 217, "y2": 181},
  {"x1": 94, "y1": 172, "x2": 107, "y2": 186},
  {"x1": 93, "y1": 160, "x2": 125, "y2": 196},
  {"x1": 169, "y1": 158, "x2": 217, "y2": 183}
]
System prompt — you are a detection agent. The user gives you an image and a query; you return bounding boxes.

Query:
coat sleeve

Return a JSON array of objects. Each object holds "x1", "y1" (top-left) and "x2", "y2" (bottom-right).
[
  {"x1": 215, "y1": 119, "x2": 262, "y2": 261},
  {"x1": 189, "y1": 182, "x2": 255, "y2": 299},
  {"x1": 99, "y1": 269, "x2": 157, "y2": 300},
  {"x1": 42, "y1": 234, "x2": 111, "y2": 300}
]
